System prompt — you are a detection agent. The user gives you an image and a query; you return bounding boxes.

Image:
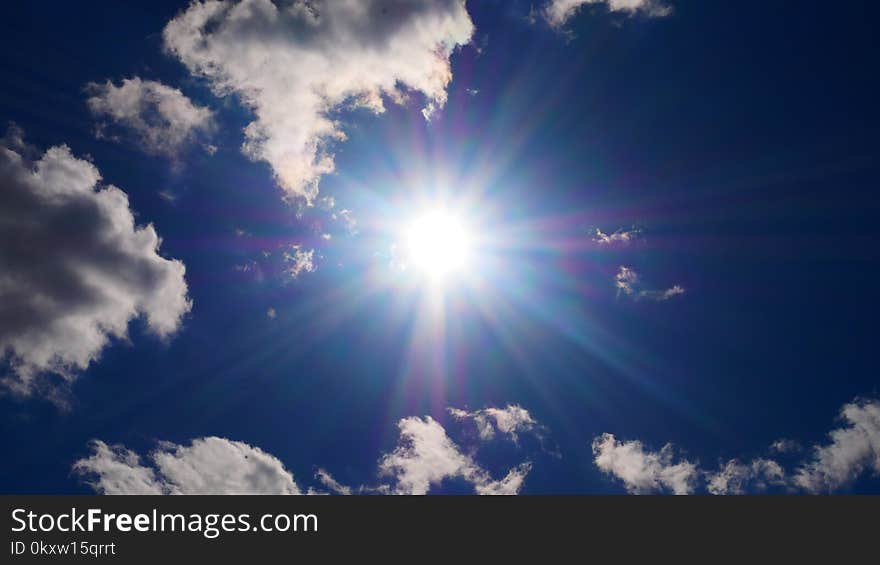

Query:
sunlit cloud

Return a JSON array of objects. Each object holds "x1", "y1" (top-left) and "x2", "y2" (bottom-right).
[
  {"x1": 376, "y1": 416, "x2": 531, "y2": 495},
  {"x1": 448, "y1": 405, "x2": 541, "y2": 443},
  {"x1": 163, "y1": 0, "x2": 474, "y2": 203},
  {"x1": 543, "y1": 0, "x2": 672, "y2": 28},
  {"x1": 594, "y1": 397, "x2": 880, "y2": 494},
  {"x1": 591, "y1": 227, "x2": 641, "y2": 246},
  {"x1": 615, "y1": 266, "x2": 684, "y2": 301},
  {"x1": 86, "y1": 77, "x2": 214, "y2": 158},
  {"x1": 795, "y1": 399, "x2": 880, "y2": 493},
  {"x1": 284, "y1": 245, "x2": 317, "y2": 279},
  {"x1": 75, "y1": 404, "x2": 543, "y2": 495},
  {"x1": 593, "y1": 433, "x2": 698, "y2": 494},
  {"x1": 73, "y1": 438, "x2": 301, "y2": 494}
]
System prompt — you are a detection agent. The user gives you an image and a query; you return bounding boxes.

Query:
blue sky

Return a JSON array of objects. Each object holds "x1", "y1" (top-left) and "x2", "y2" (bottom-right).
[{"x1": 1, "y1": 0, "x2": 879, "y2": 495}]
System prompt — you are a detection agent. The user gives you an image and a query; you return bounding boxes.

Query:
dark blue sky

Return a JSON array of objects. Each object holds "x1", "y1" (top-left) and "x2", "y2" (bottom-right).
[{"x1": 1, "y1": 0, "x2": 879, "y2": 494}]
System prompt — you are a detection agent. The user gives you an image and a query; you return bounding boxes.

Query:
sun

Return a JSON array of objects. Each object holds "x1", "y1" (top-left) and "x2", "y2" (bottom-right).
[{"x1": 401, "y1": 209, "x2": 473, "y2": 280}]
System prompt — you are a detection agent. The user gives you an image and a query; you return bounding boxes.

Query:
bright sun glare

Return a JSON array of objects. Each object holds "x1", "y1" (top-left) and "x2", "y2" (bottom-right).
[{"x1": 402, "y1": 210, "x2": 472, "y2": 280}]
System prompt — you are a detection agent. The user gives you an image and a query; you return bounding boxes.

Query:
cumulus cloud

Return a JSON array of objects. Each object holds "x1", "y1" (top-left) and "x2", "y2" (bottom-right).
[
  {"x1": 76, "y1": 413, "x2": 536, "y2": 495},
  {"x1": 595, "y1": 398, "x2": 880, "y2": 494},
  {"x1": 86, "y1": 77, "x2": 214, "y2": 157},
  {"x1": 73, "y1": 437, "x2": 301, "y2": 495},
  {"x1": 0, "y1": 127, "x2": 191, "y2": 399},
  {"x1": 284, "y1": 245, "x2": 317, "y2": 279},
  {"x1": 615, "y1": 266, "x2": 684, "y2": 301},
  {"x1": 163, "y1": 0, "x2": 474, "y2": 203},
  {"x1": 794, "y1": 399, "x2": 880, "y2": 493},
  {"x1": 592, "y1": 433, "x2": 698, "y2": 494},
  {"x1": 378, "y1": 416, "x2": 531, "y2": 495},
  {"x1": 543, "y1": 0, "x2": 672, "y2": 27}
]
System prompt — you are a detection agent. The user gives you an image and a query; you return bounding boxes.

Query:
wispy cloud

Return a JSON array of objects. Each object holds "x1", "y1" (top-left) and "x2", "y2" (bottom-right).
[
  {"x1": 615, "y1": 266, "x2": 684, "y2": 301},
  {"x1": 593, "y1": 433, "x2": 698, "y2": 494},
  {"x1": 284, "y1": 245, "x2": 317, "y2": 279},
  {"x1": 86, "y1": 77, "x2": 214, "y2": 158},
  {"x1": 543, "y1": 0, "x2": 672, "y2": 28},
  {"x1": 591, "y1": 227, "x2": 641, "y2": 246},
  {"x1": 794, "y1": 399, "x2": 880, "y2": 493}
]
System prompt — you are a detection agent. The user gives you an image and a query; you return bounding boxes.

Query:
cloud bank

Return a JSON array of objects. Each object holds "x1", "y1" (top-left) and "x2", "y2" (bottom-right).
[
  {"x1": 0, "y1": 127, "x2": 191, "y2": 400},
  {"x1": 86, "y1": 77, "x2": 214, "y2": 157},
  {"x1": 163, "y1": 0, "x2": 474, "y2": 203}
]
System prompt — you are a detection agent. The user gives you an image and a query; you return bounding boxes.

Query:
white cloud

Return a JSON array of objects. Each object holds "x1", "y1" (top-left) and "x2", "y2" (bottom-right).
[
  {"x1": 284, "y1": 245, "x2": 316, "y2": 279},
  {"x1": 615, "y1": 266, "x2": 684, "y2": 301},
  {"x1": 163, "y1": 0, "x2": 474, "y2": 203},
  {"x1": 592, "y1": 227, "x2": 641, "y2": 246},
  {"x1": 76, "y1": 408, "x2": 537, "y2": 495},
  {"x1": 314, "y1": 468, "x2": 353, "y2": 495},
  {"x1": 592, "y1": 433, "x2": 698, "y2": 494},
  {"x1": 706, "y1": 458, "x2": 786, "y2": 495},
  {"x1": 543, "y1": 0, "x2": 672, "y2": 28},
  {"x1": 266, "y1": 307, "x2": 277, "y2": 319},
  {"x1": 73, "y1": 437, "x2": 301, "y2": 494},
  {"x1": 86, "y1": 77, "x2": 214, "y2": 157},
  {"x1": 448, "y1": 404, "x2": 539, "y2": 442},
  {"x1": 795, "y1": 400, "x2": 880, "y2": 493},
  {"x1": 594, "y1": 398, "x2": 880, "y2": 494},
  {"x1": 0, "y1": 128, "x2": 191, "y2": 400},
  {"x1": 378, "y1": 416, "x2": 531, "y2": 495}
]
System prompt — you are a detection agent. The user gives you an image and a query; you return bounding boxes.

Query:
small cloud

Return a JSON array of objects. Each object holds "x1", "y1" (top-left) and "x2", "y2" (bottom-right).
[
  {"x1": 591, "y1": 226, "x2": 641, "y2": 246},
  {"x1": 615, "y1": 266, "x2": 684, "y2": 301},
  {"x1": 85, "y1": 77, "x2": 214, "y2": 159},
  {"x1": 448, "y1": 405, "x2": 541, "y2": 444},
  {"x1": 465, "y1": 88, "x2": 480, "y2": 96},
  {"x1": 593, "y1": 433, "x2": 698, "y2": 494},
  {"x1": 266, "y1": 308, "x2": 277, "y2": 319},
  {"x1": 318, "y1": 195, "x2": 336, "y2": 211},
  {"x1": 158, "y1": 190, "x2": 177, "y2": 204},
  {"x1": 542, "y1": 0, "x2": 672, "y2": 28},
  {"x1": 332, "y1": 208, "x2": 358, "y2": 235},
  {"x1": 706, "y1": 458, "x2": 787, "y2": 495},
  {"x1": 770, "y1": 438, "x2": 802, "y2": 454},
  {"x1": 284, "y1": 245, "x2": 317, "y2": 279}
]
